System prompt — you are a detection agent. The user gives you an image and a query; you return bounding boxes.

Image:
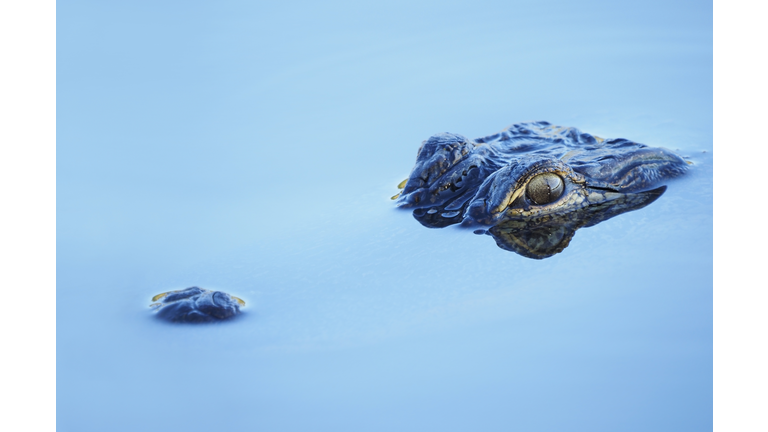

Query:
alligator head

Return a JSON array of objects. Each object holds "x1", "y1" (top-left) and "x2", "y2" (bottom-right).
[{"x1": 394, "y1": 122, "x2": 689, "y2": 258}]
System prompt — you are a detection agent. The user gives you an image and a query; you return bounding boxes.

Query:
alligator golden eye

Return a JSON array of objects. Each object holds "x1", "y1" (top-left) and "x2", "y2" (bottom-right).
[{"x1": 526, "y1": 173, "x2": 564, "y2": 205}]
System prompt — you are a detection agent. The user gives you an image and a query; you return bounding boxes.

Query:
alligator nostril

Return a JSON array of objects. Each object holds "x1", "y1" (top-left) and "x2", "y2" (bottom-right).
[{"x1": 212, "y1": 291, "x2": 230, "y2": 307}]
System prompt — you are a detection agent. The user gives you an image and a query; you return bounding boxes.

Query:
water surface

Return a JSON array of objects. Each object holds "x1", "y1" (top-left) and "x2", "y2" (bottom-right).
[{"x1": 58, "y1": 1, "x2": 712, "y2": 431}]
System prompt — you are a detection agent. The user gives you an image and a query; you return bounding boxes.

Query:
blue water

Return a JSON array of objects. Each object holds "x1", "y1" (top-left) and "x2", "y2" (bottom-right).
[{"x1": 58, "y1": 1, "x2": 712, "y2": 431}]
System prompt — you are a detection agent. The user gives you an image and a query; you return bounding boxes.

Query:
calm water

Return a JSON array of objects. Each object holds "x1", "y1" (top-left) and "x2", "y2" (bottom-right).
[{"x1": 58, "y1": 1, "x2": 712, "y2": 431}]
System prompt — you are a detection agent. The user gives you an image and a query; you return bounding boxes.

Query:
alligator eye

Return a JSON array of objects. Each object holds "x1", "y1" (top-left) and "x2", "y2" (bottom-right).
[{"x1": 526, "y1": 173, "x2": 564, "y2": 205}]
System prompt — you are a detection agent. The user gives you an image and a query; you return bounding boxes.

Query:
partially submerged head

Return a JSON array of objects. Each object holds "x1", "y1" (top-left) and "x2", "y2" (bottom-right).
[{"x1": 393, "y1": 122, "x2": 690, "y2": 257}]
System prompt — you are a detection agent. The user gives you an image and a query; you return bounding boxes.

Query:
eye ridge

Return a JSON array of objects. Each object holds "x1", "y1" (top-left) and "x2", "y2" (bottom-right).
[{"x1": 526, "y1": 173, "x2": 565, "y2": 205}]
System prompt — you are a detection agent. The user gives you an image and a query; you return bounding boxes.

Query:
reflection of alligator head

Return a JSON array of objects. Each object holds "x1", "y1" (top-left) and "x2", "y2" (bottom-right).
[
  {"x1": 482, "y1": 186, "x2": 665, "y2": 259},
  {"x1": 394, "y1": 121, "x2": 688, "y2": 258}
]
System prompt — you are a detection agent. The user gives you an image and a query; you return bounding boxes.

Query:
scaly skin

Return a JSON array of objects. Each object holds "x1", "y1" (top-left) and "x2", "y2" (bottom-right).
[{"x1": 395, "y1": 121, "x2": 689, "y2": 258}]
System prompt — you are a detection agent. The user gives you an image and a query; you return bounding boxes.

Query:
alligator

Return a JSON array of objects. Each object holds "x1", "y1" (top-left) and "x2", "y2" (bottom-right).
[
  {"x1": 393, "y1": 121, "x2": 689, "y2": 259},
  {"x1": 149, "y1": 287, "x2": 245, "y2": 323}
]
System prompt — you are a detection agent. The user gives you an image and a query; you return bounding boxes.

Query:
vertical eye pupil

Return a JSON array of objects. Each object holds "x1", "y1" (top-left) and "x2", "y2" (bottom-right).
[{"x1": 526, "y1": 173, "x2": 564, "y2": 205}]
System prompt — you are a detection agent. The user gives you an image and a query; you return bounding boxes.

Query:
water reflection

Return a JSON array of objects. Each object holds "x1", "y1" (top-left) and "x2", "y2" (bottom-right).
[
  {"x1": 478, "y1": 186, "x2": 664, "y2": 259},
  {"x1": 395, "y1": 121, "x2": 688, "y2": 259}
]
